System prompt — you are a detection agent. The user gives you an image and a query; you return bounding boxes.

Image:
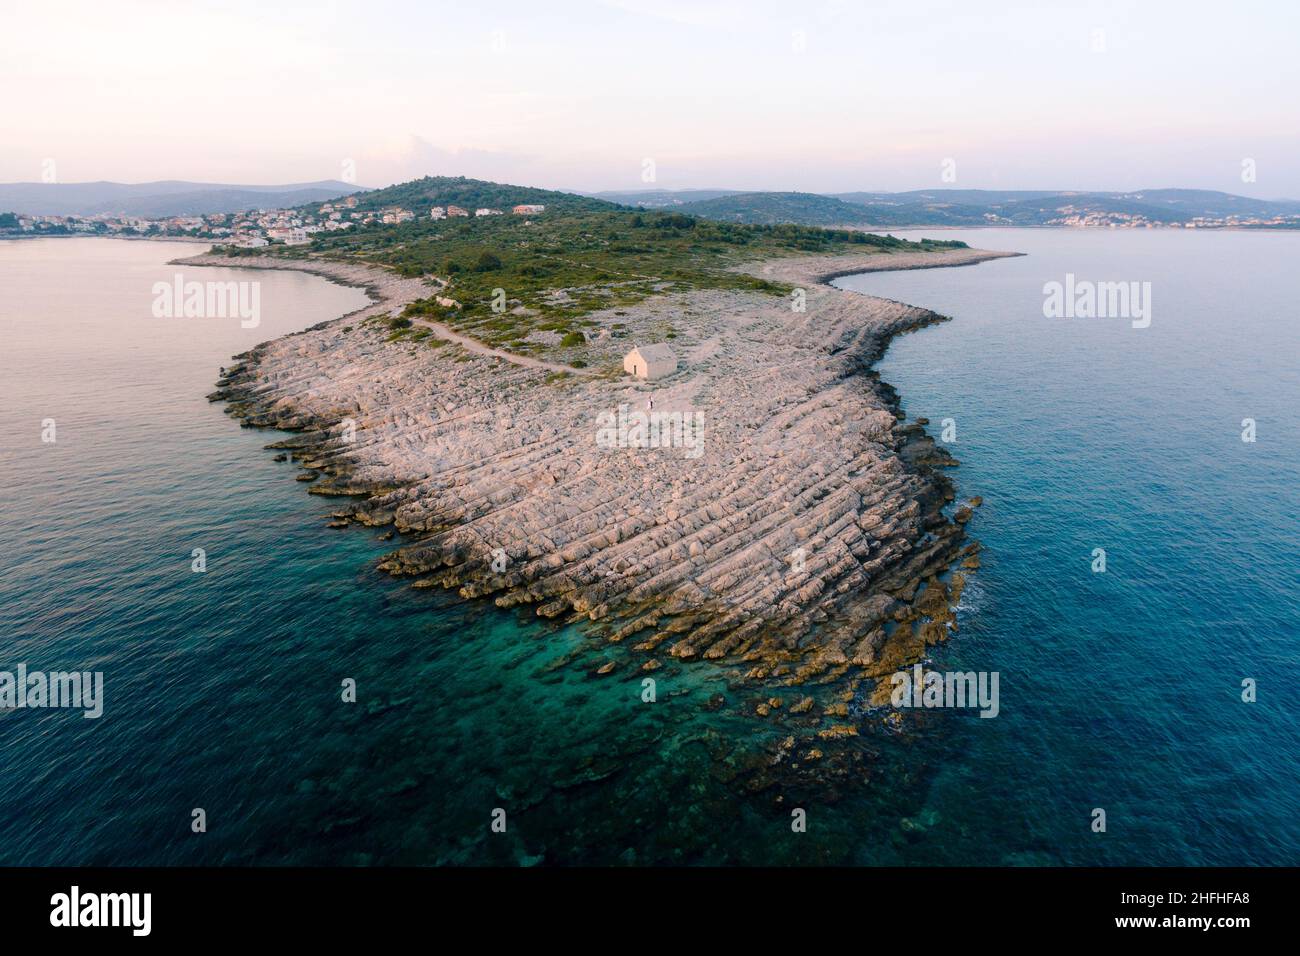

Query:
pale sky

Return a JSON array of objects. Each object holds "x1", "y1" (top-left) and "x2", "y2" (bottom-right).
[{"x1": 4, "y1": 0, "x2": 1298, "y2": 196}]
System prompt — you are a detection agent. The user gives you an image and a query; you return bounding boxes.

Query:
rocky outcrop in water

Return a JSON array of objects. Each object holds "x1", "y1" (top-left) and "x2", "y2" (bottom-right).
[{"x1": 200, "y1": 247, "x2": 1014, "y2": 703}]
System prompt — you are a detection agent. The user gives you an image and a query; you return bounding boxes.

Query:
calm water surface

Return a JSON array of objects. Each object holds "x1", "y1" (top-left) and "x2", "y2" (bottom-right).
[
  {"x1": 840, "y1": 227, "x2": 1300, "y2": 865},
  {"x1": 1, "y1": 234, "x2": 1295, "y2": 865}
]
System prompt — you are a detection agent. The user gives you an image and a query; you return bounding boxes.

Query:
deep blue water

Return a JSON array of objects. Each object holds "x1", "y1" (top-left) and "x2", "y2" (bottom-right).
[
  {"x1": 839, "y1": 228, "x2": 1300, "y2": 864},
  {"x1": 1, "y1": 233, "x2": 1296, "y2": 865}
]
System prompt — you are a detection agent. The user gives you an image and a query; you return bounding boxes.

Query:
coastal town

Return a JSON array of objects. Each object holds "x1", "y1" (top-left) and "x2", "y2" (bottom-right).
[
  {"x1": 0, "y1": 195, "x2": 546, "y2": 246},
  {"x1": 1038, "y1": 207, "x2": 1300, "y2": 228}
]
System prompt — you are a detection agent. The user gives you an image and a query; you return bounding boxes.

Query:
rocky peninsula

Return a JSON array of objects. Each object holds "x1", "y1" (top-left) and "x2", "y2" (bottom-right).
[{"x1": 194, "y1": 243, "x2": 1017, "y2": 721}]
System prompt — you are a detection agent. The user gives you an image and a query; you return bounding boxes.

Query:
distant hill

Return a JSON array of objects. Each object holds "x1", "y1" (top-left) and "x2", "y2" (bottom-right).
[
  {"x1": 0, "y1": 180, "x2": 364, "y2": 217},
  {"x1": 333, "y1": 176, "x2": 615, "y2": 216},
  {"x1": 831, "y1": 188, "x2": 1300, "y2": 226},
  {"x1": 674, "y1": 192, "x2": 880, "y2": 227},
  {"x1": 11, "y1": 176, "x2": 1296, "y2": 229},
  {"x1": 584, "y1": 188, "x2": 750, "y2": 207},
  {"x1": 617, "y1": 187, "x2": 1300, "y2": 229}
]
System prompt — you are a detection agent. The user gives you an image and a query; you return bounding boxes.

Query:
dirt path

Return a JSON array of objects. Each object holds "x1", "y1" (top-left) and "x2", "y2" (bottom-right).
[
  {"x1": 175, "y1": 251, "x2": 594, "y2": 377},
  {"x1": 408, "y1": 316, "x2": 596, "y2": 376}
]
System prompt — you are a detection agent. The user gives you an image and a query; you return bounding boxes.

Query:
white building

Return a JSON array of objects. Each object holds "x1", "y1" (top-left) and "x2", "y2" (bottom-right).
[
  {"x1": 430, "y1": 206, "x2": 446, "y2": 220},
  {"x1": 623, "y1": 344, "x2": 677, "y2": 380},
  {"x1": 475, "y1": 208, "x2": 503, "y2": 217}
]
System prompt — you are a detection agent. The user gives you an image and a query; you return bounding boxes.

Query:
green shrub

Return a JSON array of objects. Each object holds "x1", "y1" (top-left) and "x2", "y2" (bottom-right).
[{"x1": 473, "y1": 250, "x2": 502, "y2": 272}]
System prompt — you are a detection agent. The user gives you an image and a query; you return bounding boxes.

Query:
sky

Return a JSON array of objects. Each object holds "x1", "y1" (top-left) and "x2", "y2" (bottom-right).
[{"x1": 3, "y1": 0, "x2": 1298, "y2": 196}]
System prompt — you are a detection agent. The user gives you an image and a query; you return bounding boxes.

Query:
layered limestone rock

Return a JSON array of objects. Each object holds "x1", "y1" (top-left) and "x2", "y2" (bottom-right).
[{"x1": 201, "y1": 246, "x2": 1014, "y2": 702}]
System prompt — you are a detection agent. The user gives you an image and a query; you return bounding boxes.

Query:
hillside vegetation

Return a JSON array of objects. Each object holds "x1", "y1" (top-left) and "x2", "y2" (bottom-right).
[
  {"x1": 222, "y1": 176, "x2": 965, "y2": 356},
  {"x1": 672, "y1": 191, "x2": 880, "y2": 227}
]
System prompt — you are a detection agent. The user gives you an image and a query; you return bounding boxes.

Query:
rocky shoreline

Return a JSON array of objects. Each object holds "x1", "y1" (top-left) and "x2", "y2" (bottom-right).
[{"x1": 192, "y1": 245, "x2": 1017, "y2": 717}]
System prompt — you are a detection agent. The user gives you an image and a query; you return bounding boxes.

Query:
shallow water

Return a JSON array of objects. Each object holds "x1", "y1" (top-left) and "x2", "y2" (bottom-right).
[{"x1": 1, "y1": 234, "x2": 1295, "y2": 865}]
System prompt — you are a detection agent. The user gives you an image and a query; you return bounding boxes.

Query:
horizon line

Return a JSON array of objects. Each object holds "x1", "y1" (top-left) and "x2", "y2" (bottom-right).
[{"x1": 4, "y1": 177, "x2": 1298, "y2": 204}]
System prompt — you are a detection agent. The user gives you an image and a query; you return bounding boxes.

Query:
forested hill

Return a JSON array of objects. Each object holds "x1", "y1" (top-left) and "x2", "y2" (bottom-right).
[
  {"x1": 316, "y1": 176, "x2": 615, "y2": 216},
  {"x1": 670, "y1": 192, "x2": 880, "y2": 227}
]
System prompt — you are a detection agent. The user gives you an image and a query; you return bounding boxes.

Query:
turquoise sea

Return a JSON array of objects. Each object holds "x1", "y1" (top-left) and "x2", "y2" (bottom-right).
[{"x1": 1, "y1": 233, "x2": 1296, "y2": 865}]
